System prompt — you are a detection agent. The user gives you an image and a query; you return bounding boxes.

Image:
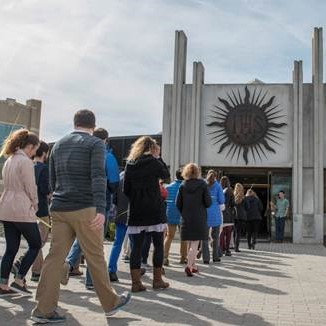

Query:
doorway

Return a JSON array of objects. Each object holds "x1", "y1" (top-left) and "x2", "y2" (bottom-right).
[{"x1": 225, "y1": 171, "x2": 270, "y2": 239}]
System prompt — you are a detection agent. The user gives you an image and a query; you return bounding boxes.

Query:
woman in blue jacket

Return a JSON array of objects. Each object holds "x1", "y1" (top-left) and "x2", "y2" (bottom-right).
[
  {"x1": 163, "y1": 169, "x2": 187, "y2": 266},
  {"x1": 202, "y1": 170, "x2": 225, "y2": 264}
]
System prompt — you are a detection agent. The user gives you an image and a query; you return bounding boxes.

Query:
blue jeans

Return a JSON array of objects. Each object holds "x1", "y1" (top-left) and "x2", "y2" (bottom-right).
[
  {"x1": 108, "y1": 223, "x2": 128, "y2": 273},
  {"x1": 275, "y1": 217, "x2": 285, "y2": 241},
  {"x1": 66, "y1": 239, "x2": 93, "y2": 287}
]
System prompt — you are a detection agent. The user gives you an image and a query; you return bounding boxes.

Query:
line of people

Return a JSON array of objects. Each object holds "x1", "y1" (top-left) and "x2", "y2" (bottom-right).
[{"x1": 0, "y1": 108, "x2": 284, "y2": 323}]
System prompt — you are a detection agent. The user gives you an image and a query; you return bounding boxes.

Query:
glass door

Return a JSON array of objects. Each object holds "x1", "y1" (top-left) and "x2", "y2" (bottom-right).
[{"x1": 270, "y1": 171, "x2": 292, "y2": 241}]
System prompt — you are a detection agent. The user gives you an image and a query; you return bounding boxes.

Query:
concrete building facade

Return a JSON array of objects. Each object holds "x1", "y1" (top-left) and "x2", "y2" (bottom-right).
[
  {"x1": 0, "y1": 98, "x2": 42, "y2": 190},
  {"x1": 162, "y1": 28, "x2": 325, "y2": 244}
]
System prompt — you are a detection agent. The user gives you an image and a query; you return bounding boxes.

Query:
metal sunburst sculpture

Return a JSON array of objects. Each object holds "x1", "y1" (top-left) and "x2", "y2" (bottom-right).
[{"x1": 206, "y1": 86, "x2": 287, "y2": 165}]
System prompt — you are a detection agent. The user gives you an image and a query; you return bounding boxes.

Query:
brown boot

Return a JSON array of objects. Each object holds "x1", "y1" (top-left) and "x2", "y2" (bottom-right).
[
  {"x1": 153, "y1": 267, "x2": 169, "y2": 290},
  {"x1": 130, "y1": 269, "x2": 146, "y2": 293}
]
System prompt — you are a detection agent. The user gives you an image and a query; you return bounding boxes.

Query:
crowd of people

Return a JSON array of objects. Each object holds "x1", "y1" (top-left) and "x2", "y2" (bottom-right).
[{"x1": 0, "y1": 109, "x2": 290, "y2": 323}]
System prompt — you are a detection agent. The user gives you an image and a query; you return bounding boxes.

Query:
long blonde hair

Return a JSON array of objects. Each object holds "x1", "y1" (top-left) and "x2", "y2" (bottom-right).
[
  {"x1": 127, "y1": 136, "x2": 157, "y2": 161},
  {"x1": 234, "y1": 183, "x2": 245, "y2": 204}
]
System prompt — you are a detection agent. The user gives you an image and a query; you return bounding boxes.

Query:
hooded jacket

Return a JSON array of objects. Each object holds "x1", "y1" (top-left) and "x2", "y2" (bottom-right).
[
  {"x1": 176, "y1": 179, "x2": 212, "y2": 241},
  {"x1": 245, "y1": 195, "x2": 263, "y2": 221},
  {"x1": 123, "y1": 154, "x2": 170, "y2": 226}
]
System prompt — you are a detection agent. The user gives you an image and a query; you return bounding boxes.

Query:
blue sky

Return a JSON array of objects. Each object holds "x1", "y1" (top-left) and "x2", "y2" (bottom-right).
[{"x1": 0, "y1": 0, "x2": 325, "y2": 141}]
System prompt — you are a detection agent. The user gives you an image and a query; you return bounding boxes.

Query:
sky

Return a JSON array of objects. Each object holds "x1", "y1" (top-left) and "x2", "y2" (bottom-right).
[{"x1": 0, "y1": 0, "x2": 325, "y2": 142}]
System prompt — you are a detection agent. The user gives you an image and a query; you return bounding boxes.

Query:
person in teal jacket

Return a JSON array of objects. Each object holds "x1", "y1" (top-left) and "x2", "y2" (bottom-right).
[{"x1": 163, "y1": 169, "x2": 188, "y2": 265}]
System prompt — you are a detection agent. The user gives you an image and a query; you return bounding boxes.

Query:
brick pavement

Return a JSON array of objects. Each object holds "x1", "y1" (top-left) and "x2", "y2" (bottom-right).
[{"x1": 1, "y1": 237, "x2": 326, "y2": 326}]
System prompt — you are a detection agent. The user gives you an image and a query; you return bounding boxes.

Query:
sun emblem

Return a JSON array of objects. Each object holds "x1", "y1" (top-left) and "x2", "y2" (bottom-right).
[{"x1": 206, "y1": 86, "x2": 287, "y2": 165}]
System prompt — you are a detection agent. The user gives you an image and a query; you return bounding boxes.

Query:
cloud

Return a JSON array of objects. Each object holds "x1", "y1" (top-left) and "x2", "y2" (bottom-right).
[{"x1": 0, "y1": 0, "x2": 324, "y2": 141}]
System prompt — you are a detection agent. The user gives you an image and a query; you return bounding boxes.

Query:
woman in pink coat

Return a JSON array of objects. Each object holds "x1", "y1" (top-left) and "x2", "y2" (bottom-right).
[{"x1": 0, "y1": 129, "x2": 41, "y2": 296}]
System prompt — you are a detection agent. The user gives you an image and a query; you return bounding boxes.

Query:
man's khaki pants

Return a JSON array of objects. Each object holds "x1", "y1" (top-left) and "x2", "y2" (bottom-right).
[
  {"x1": 35, "y1": 208, "x2": 119, "y2": 315},
  {"x1": 32, "y1": 216, "x2": 50, "y2": 274},
  {"x1": 163, "y1": 224, "x2": 187, "y2": 260}
]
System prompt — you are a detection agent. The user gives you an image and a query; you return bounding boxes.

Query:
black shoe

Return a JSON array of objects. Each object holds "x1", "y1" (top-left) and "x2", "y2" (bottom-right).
[
  {"x1": 10, "y1": 282, "x2": 32, "y2": 296},
  {"x1": 225, "y1": 250, "x2": 232, "y2": 257},
  {"x1": 31, "y1": 273, "x2": 40, "y2": 282},
  {"x1": 252, "y1": 244, "x2": 255, "y2": 250},
  {"x1": 196, "y1": 250, "x2": 202, "y2": 259},
  {"x1": 203, "y1": 261, "x2": 209, "y2": 264},
  {"x1": 213, "y1": 258, "x2": 221, "y2": 262},
  {"x1": 31, "y1": 310, "x2": 66, "y2": 324},
  {"x1": 235, "y1": 248, "x2": 241, "y2": 253},
  {"x1": 0, "y1": 287, "x2": 19, "y2": 297},
  {"x1": 109, "y1": 272, "x2": 119, "y2": 282}
]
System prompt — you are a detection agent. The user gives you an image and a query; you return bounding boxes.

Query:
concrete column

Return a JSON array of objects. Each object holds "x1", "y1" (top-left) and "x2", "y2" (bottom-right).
[
  {"x1": 292, "y1": 60, "x2": 303, "y2": 243},
  {"x1": 312, "y1": 27, "x2": 324, "y2": 243},
  {"x1": 190, "y1": 62, "x2": 204, "y2": 164},
  {"x1": 170, "y1": 31, "x2": 187, "y2": 175}
]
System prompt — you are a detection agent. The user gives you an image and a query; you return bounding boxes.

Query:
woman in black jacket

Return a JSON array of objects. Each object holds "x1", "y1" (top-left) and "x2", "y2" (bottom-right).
[
  {"x1": 233, "y1": 183, "x2": 248, "y2": 252},
  {"x1": 123, "y1": 136, "x2": 170, "y2": 292},
  {"x1": 245, "y1": 189, "x2": 263, "y2": 249},
  {"x1": 176, "y1": 163, "x2": 211, "y2": 277}
]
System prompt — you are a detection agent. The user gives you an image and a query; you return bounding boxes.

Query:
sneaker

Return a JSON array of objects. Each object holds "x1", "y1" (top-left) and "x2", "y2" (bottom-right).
[
  {"x1": 31, "y1": 273, "x2": 40, "y2": 282},
  {"x1": 163, "y1": 258, "x2": 169, "y2": 266},
  {"x1": 10, "y1": 282, "x2": 32, "y2": 296},
  {"x1": 106, "y1": 292, "x2": 131, "y2": 317},
  {"x1": 225, "y1": 250, "x2": 232, "y2": 257},
  {"x1": 122, "y1": 255, "x2": 130, "y2": 262},
  {"x1": 86, "y1": 285, "x2": 95, "y2": 290},
  {"x1": 0, "y1": 287, "x2": 19, "y2": 297},
  {"x1": 60, "y1": 262, "x2": 70, "y2": 286},
  {"x1": 109, "y1": 272, "x2": 119, "y2": 282},
  {"x1": 31, "y1": 310, "x2": 66, "y2": 324},
  {"x1": 213, "y1": 258, "x2": 221, "y2": 263}
]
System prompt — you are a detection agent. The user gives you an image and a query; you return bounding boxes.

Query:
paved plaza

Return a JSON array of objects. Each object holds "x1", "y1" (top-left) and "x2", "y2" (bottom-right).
[{"x1": 1, "y1": 237, "x2": 326, "y2": 326}]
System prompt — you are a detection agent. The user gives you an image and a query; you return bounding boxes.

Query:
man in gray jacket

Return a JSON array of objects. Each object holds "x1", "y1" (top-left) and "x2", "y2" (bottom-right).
[{"x1": 31, "y1": 110, "x2": 130, "y2": 323}]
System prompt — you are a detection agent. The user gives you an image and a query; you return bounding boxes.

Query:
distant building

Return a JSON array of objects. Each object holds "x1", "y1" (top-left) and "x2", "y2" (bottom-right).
[{"x1": 0, "y1": 98, "x2": 42, "y2": 191}]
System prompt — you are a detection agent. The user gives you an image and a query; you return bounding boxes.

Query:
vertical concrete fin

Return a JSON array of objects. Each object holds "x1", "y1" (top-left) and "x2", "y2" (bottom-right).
[
  {"x1": 292, "y1": 60, "x2": 304, "y2": 243},
  {"x1": 312, "y1": 27, "x2": 324, "y2": 242},
  {"x1": 170, "y1": 31, "x2": 187, "y2": 175}
]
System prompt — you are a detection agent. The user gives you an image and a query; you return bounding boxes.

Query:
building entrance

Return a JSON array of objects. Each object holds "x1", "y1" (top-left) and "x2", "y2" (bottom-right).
[{"x1": 202, "y1": 167, "x2": 293, "y2": 241}]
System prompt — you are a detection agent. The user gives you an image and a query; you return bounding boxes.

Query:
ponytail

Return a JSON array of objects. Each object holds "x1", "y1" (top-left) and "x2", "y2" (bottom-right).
[{"x1": 0, "y1": 129, "x2": 39, "y2": 158}]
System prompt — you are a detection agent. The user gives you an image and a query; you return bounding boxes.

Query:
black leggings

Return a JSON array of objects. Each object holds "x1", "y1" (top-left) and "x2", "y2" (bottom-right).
[
  {"x1": 129, "y1": 231, "x2": 163, "y2": 269},
  {"x1": 0, "y1": 221, "x2": 41, "y2": 282},
  {"x1": 246, "y1": 220, "x2": 260, "y2": 247},
  {"x1": 233, "y1": 220, "x2": 243, "y2": 249}
]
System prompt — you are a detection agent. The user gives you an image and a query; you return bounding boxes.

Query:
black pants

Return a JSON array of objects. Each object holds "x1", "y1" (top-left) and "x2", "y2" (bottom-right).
[
  {"x1": 233, "y1": 220, "x2": 243, "y2": 250},
  {"x1": 246, "y1": 220, "x2": 260, "y2": 248},
  {"x1": 0, "y1": 221, "x2": 41, "y2": 282},
  {"x1": 141, "y1": 232, "x2": 152, "y2": 264},
  {"x1": 129, "y1": 231, "x2": 163, "y2": 269}
]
